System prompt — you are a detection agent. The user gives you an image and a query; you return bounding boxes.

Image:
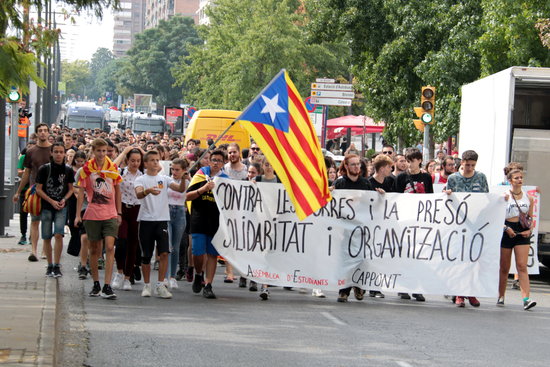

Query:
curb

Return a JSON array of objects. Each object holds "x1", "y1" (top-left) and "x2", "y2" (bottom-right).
[{"x1": 37, "y1": 277, "x2": 58, "y2": 367}]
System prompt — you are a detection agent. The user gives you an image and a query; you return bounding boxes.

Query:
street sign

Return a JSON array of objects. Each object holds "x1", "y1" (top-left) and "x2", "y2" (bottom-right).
[
  {"x1": 315, "y1": 78, "x2": 336, "y2": 83},
  {"x1": 311, "y1": 90, "x2": 355, "y2": 99},
  {"x1": 311, "y1": 83, "x2": 353, "y2": 91},
  {"x1": 304, "y1": 96, "x2": 317, "y2": 112},
  {"x1": 310, "y1": 97, "x2": 352, "y2": 106}
]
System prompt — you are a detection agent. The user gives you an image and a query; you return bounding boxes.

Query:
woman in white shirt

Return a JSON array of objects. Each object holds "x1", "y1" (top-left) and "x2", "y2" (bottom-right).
[
  {"x1": 498, "y1": 169, "x2": 536, "y2": 310},
  {"x1": 112, "y1": 148, "x2": 144, "y2": 291}
]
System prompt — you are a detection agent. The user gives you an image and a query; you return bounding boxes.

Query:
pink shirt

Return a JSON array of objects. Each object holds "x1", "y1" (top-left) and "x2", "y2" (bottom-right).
[{"x1": 80, "y1": 172, "x2": 118, "y2": 221}]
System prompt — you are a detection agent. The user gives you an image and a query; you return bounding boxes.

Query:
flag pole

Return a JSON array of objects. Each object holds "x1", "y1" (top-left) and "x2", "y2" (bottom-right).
[{"x1": 187, "y1": 118, "x2": 239, "y2": 174}]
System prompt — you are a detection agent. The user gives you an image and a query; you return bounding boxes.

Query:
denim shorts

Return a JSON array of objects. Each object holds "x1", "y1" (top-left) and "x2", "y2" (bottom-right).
[
  {"x1": 41, "y1": 207, "x2": 67, "y2": 240},
  {"x1": 191, "y1": 233, "x2": 218, "y2": 256}
]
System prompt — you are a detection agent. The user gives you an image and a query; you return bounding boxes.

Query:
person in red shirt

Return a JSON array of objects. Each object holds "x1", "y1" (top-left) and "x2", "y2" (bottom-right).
[{"x1": 432, "y1": 156, "x2": 456, "y2": 184}]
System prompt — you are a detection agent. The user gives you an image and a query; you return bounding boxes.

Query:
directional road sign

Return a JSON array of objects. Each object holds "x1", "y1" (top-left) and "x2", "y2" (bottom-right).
[
  {"x1": 311, "y1": 83, "x2": 353, "y2": 91},
  {"x1": 311, "y1": 90, "x2": 355, "y2": 99},
  {"x1": 310, "y1": 97, "x2": 353, "y2": 106},
  {"x1": 315, "y1": 78, "x2": 336, "y2": 83}
]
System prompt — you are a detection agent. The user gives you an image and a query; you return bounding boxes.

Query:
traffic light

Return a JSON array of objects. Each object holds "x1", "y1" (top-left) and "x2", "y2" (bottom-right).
[
  {"x1": 421, "y1": 86, "x2": 435, "y2": 124},
  {"x1": 413, "y1": 85, "x2": 436, "y2": 131},
  {"x1": 6, "y1": 86, "x2": 22, "y2": 103}
]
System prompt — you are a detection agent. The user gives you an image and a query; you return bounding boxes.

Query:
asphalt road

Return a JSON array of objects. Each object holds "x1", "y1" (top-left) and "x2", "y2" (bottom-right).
[{"x1": 54, "y1": 253, "x2": 550, "y2": 367}]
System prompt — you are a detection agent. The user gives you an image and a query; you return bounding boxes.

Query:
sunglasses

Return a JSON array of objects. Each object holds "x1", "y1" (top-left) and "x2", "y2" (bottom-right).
[
  {"x1": 250, "y1": 147, "x2": 260, "y2": 151},
  {"x1": 382, "y1": 151, "x2": 393, "y2": 155}
]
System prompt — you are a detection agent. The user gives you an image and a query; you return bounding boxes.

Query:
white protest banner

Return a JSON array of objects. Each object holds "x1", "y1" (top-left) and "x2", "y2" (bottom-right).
[{"x1": 212, "y1": 178, "x2": 506, "y2": 297}]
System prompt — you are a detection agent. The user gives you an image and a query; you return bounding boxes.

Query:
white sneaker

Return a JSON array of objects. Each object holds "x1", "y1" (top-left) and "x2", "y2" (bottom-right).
[
  {"x1": 122, "y1": 279, "x2": 132, "y2": 291},
  {"x1": 169, "y1": 278, "x2": 178, "y2": 289},
  {"x1": 156, "y1": 283, "x2": 172, "y2": 299},
  {"x1": 312, "y1": 289, "x2": 326, "y2": 298},
  {"x1": 141, "y1": 283, "x2": 152, "y2": 297},
  {"x1": 299, "y1": 288, "x2": 308, "y2": 294},
  {"x1": 111, "y1": 273, "x2": 123, "y2": 289}
]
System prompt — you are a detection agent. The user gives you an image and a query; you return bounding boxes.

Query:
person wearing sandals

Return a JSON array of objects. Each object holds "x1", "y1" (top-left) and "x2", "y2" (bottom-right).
[{"x1": 498, "y1": 168, "x2": 536, "y2": 310}]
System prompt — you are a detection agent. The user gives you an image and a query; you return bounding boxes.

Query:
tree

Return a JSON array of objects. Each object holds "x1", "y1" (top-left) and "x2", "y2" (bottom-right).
[
  {"x1": 61, "y1": 59, "x2": 92, "y2": 100},
  {"x1": 305, "y1": 0, "x2": 550, "y2": 149},
  {"x1": 89, "y1": 47, "x2": 114, "y2": 98},
  {"x1": 0, "y1": 0, "x2": 118, "y2": 96},
  {"x1": 477, "y1": 0, "x2": 550, "y2": 75},
  {"x1": 116, "y1": 16, "x2": 201, "y2": 107},
  {"x1": 95, "y1": 57, "x2": 125, "y2": 99},
  {"x1": 536, "y1": 18, "x2": 550, "y2": 49},
  {"x1": 173, "y1": 0, "x2": 349, "y2": 110}
]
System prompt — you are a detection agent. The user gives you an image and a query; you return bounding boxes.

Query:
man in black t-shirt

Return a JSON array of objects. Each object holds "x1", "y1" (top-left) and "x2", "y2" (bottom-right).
[
  {"x1": 186, "y1": 150, "x2": 229, "y2": 299},
  {"x1": 366, "y1": 153, "x2": 396, "y2": 298},
  {"x1": 368, "y1": 154, "x2": 395, "y2": 193},
  {"x1": 36, "y1": 143, "x2": 74, "y2": 277},
  {"x1": 393, "y1": 148, "x2": 432, "y2": 302},
  {"x1": 394, "y1": 148, "x2": 434, "y2": 194},
  {"x1": 333, "y1": 154, "x2": 372, "y2": 303}
]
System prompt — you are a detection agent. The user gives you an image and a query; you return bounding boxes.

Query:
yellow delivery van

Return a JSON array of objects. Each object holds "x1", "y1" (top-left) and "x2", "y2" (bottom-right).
[{"x1": 184, "y1": 109, "x2": 250, "y2": 149}]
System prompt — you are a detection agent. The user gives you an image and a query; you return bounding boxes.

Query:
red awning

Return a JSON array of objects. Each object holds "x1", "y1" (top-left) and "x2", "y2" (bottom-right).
[{"x1": 326, "y1": 115, "x2": 384, "y2": 140}]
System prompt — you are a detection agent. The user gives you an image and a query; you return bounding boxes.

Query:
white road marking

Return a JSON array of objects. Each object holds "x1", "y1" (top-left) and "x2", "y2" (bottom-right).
[
  {"x1": 320, "y1": 311, "x2": 346, "y2": 326},
  {"x1": 396, "y1": 361, "x2": 413, "y2": 367}
]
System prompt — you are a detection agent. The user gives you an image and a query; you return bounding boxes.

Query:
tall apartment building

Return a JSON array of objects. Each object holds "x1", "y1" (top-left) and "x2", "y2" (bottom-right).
[
  {"x1": 113, "y1": 0, "x2": 146, "y2": 57},
  {"x1": 197, "y1": 0, "x2": 213, "y2": 25},
  {"x1": 144, "y1": 0, "x2": 200, "y2": 29}
]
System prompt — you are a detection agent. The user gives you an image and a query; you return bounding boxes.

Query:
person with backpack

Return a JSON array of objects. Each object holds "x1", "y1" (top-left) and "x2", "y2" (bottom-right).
[{"x1": 35, "y1": 142, "x2": 75, "y2": 277}]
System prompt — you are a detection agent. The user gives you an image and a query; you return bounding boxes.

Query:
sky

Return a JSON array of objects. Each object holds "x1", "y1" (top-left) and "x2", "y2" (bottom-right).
[{"x1": 57, "y1": 7, "x2": 114, "y2": 62}]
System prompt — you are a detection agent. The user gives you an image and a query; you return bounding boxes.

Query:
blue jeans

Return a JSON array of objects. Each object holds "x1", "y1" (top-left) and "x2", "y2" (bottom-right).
[
  {"x1": 40, "y1": 207, "x2": 67, "y2": 240},
  {"x1": 166, "y1": 205, "x2": 186, "y2": 279}
]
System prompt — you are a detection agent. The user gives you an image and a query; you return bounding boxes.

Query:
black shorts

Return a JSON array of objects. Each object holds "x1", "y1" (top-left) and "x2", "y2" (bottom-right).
[
  {"x1": 185, "y1": 211, "x2": 190, "y2": 233},
  {"x1": 501, "y1": 221, "x2": 531, "y2": 249},
  {"x1": 139, "y1": 221, "x2": 170, "y2": 264},
  {"x1": 78, "y1": 210, "x2": 87, "y2": 236}
]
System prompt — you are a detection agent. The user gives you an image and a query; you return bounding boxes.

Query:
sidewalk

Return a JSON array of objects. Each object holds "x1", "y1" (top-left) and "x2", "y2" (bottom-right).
[{"x1": 0, "y1": 214, "x2": 56, "y2": 366}]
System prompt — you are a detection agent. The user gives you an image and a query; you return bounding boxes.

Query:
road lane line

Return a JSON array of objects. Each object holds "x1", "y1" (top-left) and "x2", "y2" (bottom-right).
[
  {"x1": 320, "y1": 311, "x2": 346, "y2": 326},
  {"x1": 396, "y1": 361, "x2": 413, "y2": 367}
]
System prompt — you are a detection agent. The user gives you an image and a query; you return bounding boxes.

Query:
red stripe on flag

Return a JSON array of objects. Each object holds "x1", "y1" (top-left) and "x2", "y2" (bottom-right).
[
  {"x1": 252, "y1": 123, "x2": 315, "y2": 214},
  {"x1": 272, "y1": 126, "x2": 325, "y2": 199},
  {"x1": 289, "y1": 115, "x2": 324, "y2": 178},
  {"x1": 287, "y1": 86, "x2": 323, "y2": 146},
  {"x1": 287, "y1": 87, "x2": 324, "y2": 178}
]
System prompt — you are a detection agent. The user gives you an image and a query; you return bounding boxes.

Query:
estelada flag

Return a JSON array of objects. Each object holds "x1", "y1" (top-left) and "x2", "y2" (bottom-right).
[{"x1": 237, "y1": 69, "x2": 331, "y2": 220}]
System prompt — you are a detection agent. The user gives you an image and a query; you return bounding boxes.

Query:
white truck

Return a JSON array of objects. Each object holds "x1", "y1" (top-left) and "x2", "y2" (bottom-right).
[{"x1": 459, "y1": 66, "x2": 550, "y2": 267}]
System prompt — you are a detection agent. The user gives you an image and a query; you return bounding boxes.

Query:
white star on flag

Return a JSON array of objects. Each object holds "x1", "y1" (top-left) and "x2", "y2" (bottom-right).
[{"x1": 260, "y1": 94, "x2": 286, "y2": 123}]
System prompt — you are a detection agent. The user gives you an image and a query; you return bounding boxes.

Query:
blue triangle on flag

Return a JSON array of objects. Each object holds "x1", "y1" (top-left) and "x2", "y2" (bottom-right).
[{"x1": 238, "y1": 70, "x2": 290, "y2": 133}]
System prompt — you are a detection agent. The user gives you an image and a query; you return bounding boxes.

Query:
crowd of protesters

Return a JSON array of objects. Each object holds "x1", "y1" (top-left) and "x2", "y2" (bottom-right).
[{"x1": 12, "y1": 124, "x2": 536, "y2": 310}]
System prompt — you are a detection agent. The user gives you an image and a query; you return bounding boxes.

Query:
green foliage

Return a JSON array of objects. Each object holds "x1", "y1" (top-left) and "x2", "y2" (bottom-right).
[
  {"x1": 305, "y1": 0, "x2": 550, "y2": 149},
  {"x1": 95, "y1": 57, "x2": 125, "y2": 98},
  {"x1": 87, "y1": 47, "x2": 114, "y2": 98},
  {"x1": 477, "y1": 0, "x2": 550, "y2": 75},
  {"x1": 115, "y1": 16, "x2": 201, "y2": 107},
  {"x1": 0, "y1": 39, "x2": 44, "y2": 96},
  {"x1": 61, "y1": 59, "x2": 92, "y2": 99},
  {"x1": 536, "y1": 18, "x2": 550, "y2": 49},
  {"x1": 173, "y1": 0, "x2": 349, "y2": 110},
  {"x1": 1, "y1": 1, "x2": 119, "y2": 96}
]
